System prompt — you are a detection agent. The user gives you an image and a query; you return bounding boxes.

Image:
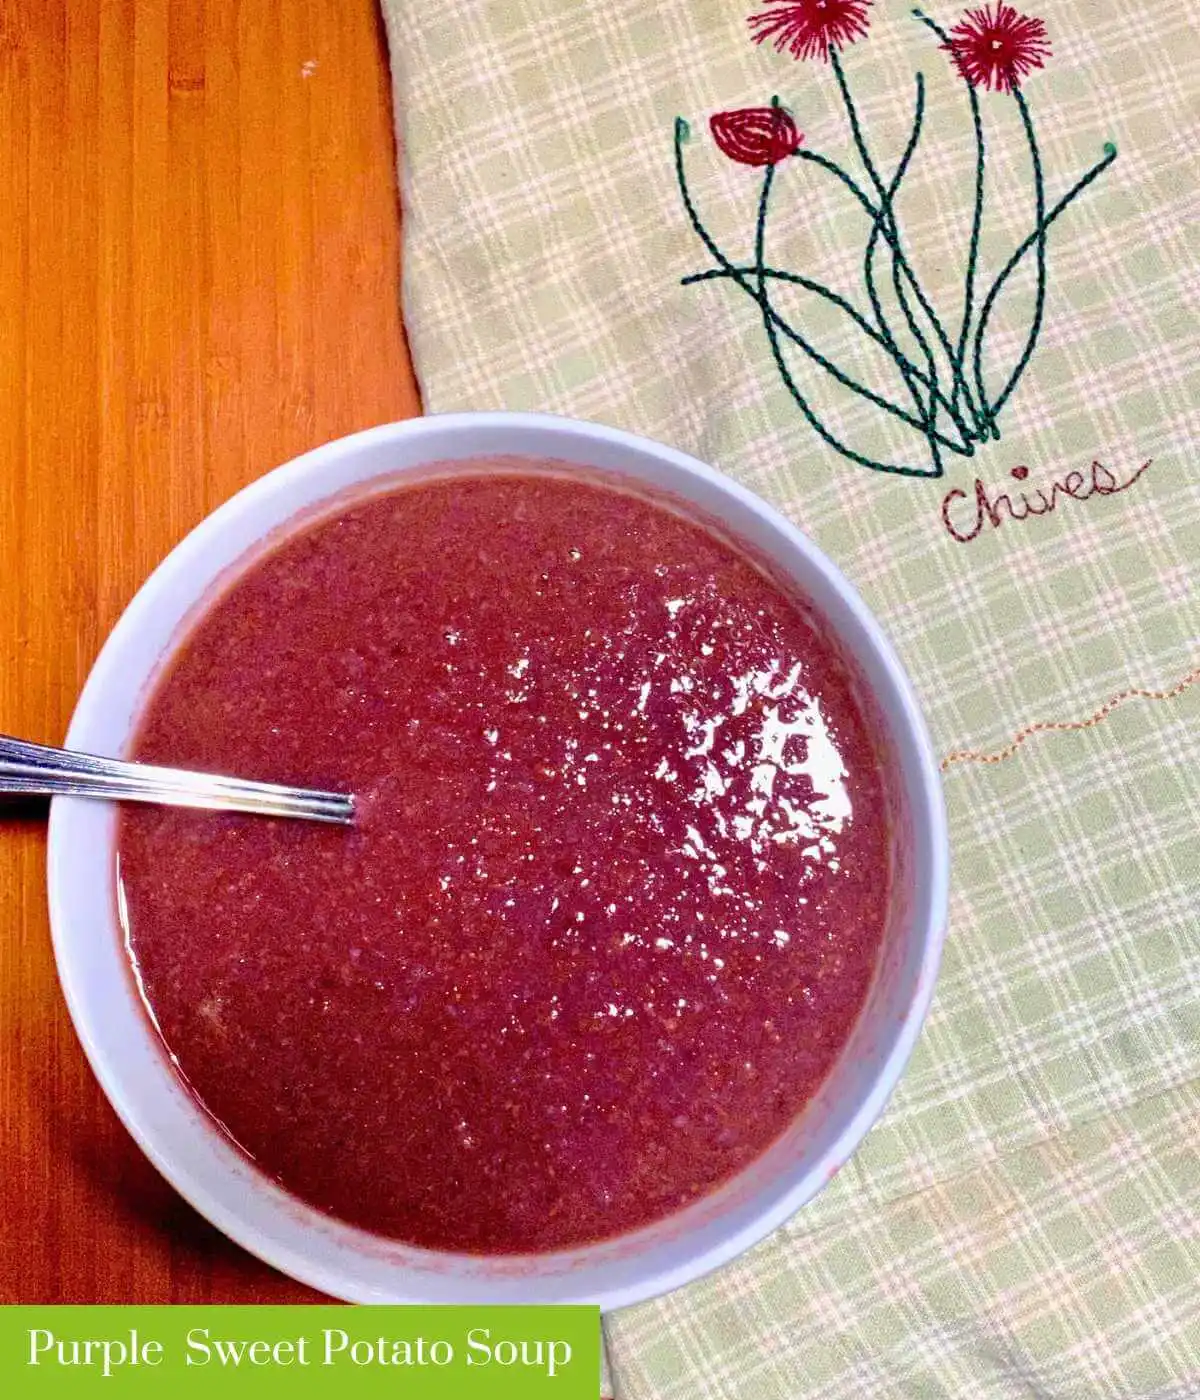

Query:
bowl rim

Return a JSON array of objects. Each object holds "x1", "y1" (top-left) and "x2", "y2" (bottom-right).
[{"x1": 47, "y1": 410, "x2": 950, "y2": 1309}]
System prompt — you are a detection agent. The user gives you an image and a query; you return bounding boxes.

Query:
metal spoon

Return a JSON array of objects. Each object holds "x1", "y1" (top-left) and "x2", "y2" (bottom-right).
[{"x1": 0, "y1": 734, "x2": 354, "y2": 825}]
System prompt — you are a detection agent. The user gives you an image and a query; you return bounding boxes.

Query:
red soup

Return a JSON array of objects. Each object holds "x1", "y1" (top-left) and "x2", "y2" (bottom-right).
[{"x1": 117, "y1": 461, "x2": 893, "y2": 1253}]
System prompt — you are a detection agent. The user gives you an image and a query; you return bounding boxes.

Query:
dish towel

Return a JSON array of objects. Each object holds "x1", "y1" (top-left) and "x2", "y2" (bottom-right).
[{"x1": 380, "y1": 1, "x2": 1200, "y2": 1394}]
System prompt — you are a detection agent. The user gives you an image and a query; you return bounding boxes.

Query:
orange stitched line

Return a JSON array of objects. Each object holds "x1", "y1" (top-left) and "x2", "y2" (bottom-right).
[{"x1": 941, "y1": 664, "x2": 1200, "y2": 771}]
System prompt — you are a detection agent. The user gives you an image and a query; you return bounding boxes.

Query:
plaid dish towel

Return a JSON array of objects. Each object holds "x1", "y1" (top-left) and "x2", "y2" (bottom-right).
[{"x1": 380, "y1": 0, "x2": 1200, "y2": 1394}]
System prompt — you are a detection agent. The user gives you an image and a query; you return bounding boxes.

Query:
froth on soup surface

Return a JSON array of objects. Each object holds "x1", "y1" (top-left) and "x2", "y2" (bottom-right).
[{"x1": 117, "y1": 460, "x2": 894, "y2": 1253}]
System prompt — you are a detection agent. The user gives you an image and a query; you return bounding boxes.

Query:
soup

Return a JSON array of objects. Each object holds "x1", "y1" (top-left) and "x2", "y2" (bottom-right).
[{"x1": 117, "y1": 461, "x2": 893, "y2": 1253}]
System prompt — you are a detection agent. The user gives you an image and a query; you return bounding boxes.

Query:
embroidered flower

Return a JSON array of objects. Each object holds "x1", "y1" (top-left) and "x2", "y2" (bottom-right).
[
  {"x1": 748, "y1": 0, "x2": 873, "y2": 64},
  {"x1": 944, "y1": 3, "x2": 1051, "y2": 93},
  {"x1": 710, "y1": 106, "x2": 804, "y2": 166},
  {"x1": 676, "y1": 5, "x2": 1116, "y2": 479}
]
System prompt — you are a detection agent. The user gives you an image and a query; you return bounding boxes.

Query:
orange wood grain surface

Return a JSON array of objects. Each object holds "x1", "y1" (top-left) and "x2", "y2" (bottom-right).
[{"x1": 0, "y1": 0, "x2": 420, "y2": 1302}]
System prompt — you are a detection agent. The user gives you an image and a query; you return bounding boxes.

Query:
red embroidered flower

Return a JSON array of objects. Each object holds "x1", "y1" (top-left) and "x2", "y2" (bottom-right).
[
  {"x1": 748, "y1": 0, "x2": 873, "y2": 64},
  {"x1": 710, "y1": 107, "x2": 804, "y2": 166},
  {"x1": 944, "y1": 3, "x2": 1051, "y2": 93}
]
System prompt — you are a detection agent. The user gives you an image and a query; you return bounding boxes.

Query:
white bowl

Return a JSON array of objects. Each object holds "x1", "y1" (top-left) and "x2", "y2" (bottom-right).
[{"x1": 48, "y1": 412, "x2": 948, "y2": 1309}]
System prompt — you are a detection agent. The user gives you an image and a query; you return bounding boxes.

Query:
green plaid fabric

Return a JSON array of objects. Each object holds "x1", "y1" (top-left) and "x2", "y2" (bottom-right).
[{"x1": 380, "y1": 0, "x2": 1200, "y2": 1393}]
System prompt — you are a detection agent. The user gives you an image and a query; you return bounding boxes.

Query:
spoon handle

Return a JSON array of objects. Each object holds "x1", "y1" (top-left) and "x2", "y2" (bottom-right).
[{"x1": 0, "y1": 734, "x2": 354, "y2": 825}]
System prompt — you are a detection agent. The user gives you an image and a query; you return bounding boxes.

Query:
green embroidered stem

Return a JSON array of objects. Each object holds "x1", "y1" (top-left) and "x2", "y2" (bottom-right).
[
  {"x1": 674, "y1": 119, "x2": 970, "y2": 449},
  {"x1": 973, "y1": 141, "x2": 1117, "y2": 425},
  {"x1": 829, "y1": 50, "x2": 942, "y2": 420},
  {"x1": 986, "y1": 88, "x2": 1045, "y2": 424},
  {"x1": 752, "y1": 160, "x2": 942, "y2": 478},
  {"x1": 961, "y1": 92, "x2": 989, "y2": 431},
  {"x1": 790, "y1": 147, "x2": 973, "y2": 441},
  {"x1": 684, "y1": 266, "x2": 970, "y2": 446},
  {"x1": 863, "y1": 75, "x2": 933, "y2": 456},
  {"x1": 682, "y1": 268, "x2": 905, "y2": 358},
  {"x1": 681, "y1": 272, "x2": 971, "y2": 452},
  {"x1": 829, "y1": 47, "x2": 979, "y2": 425},
  {"x1": 861, "y1": 72, "x2": 950, "y2": 473},
  {"x1": 913, "y1": 10, "x2": 990, "y2": 436}
]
